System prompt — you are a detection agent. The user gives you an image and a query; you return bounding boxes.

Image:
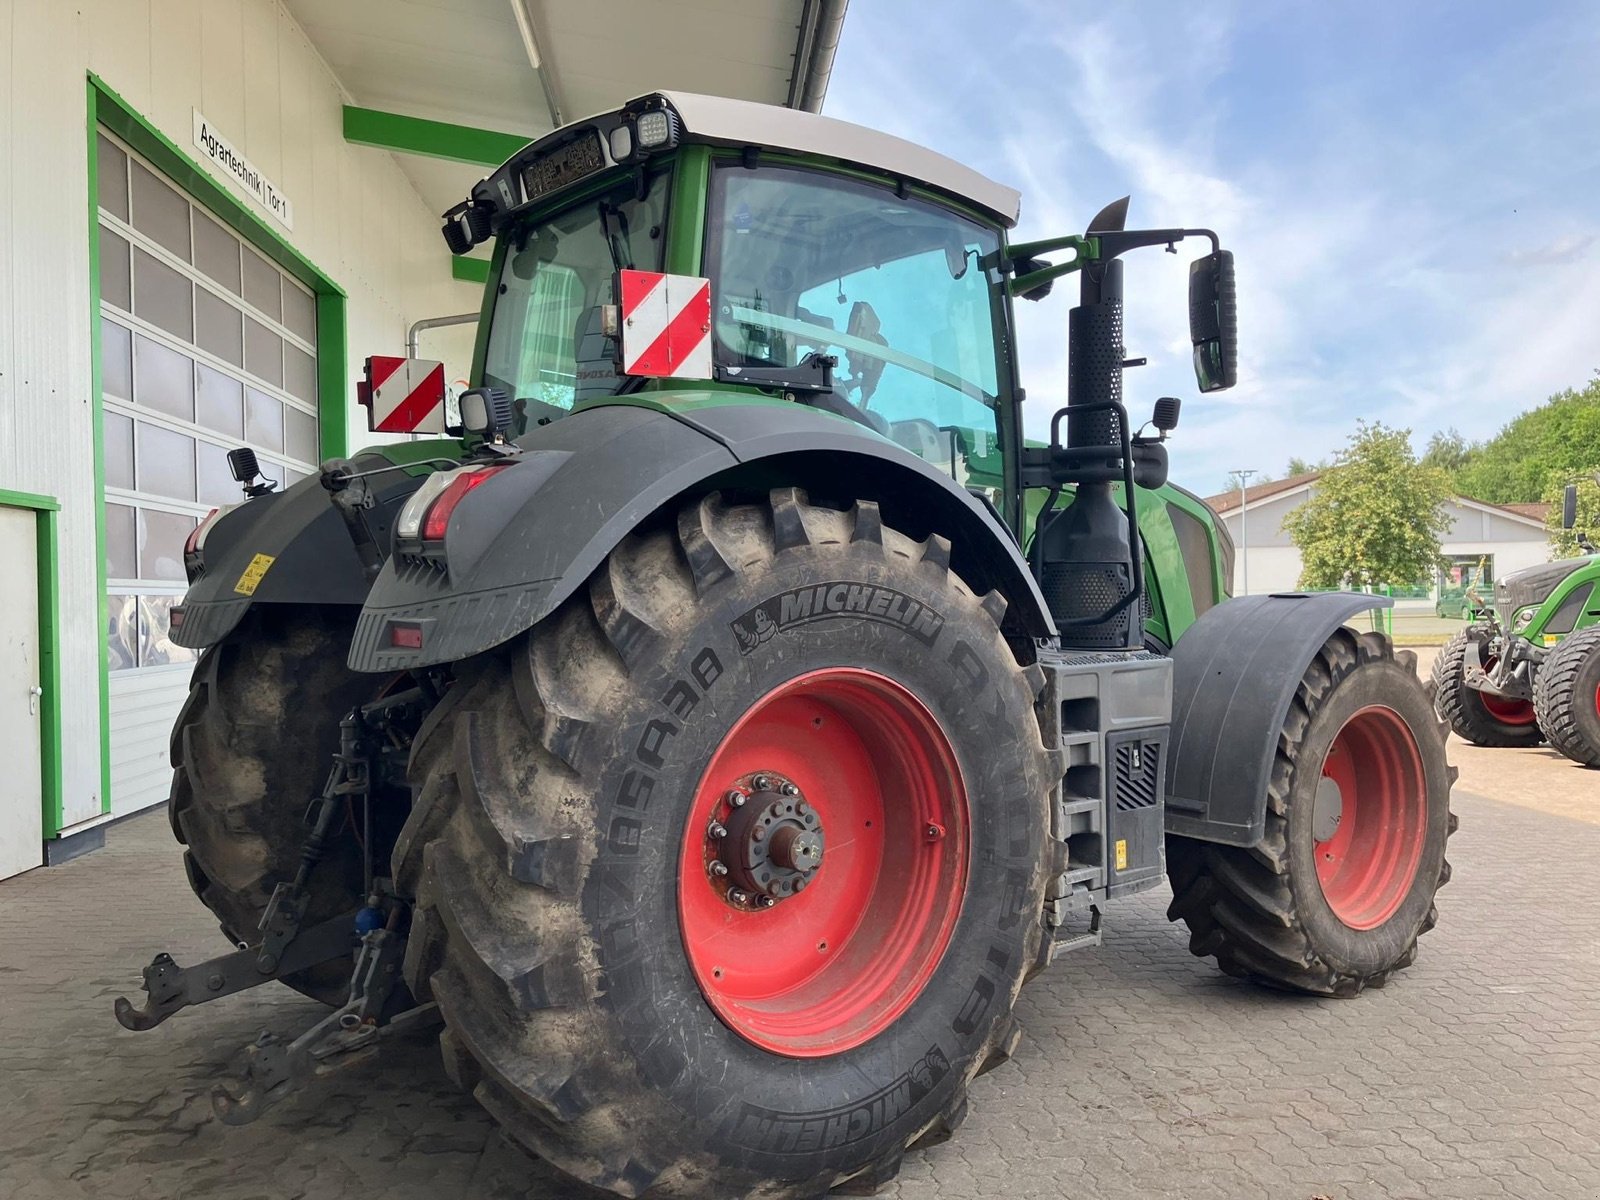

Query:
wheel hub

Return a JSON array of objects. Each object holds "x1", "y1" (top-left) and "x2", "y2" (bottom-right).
[{"x1": 708, "y1": 773, "x2": 826, "y2": 907}]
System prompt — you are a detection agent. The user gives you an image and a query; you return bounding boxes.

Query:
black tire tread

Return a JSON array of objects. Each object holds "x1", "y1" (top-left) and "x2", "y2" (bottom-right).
[
  {"x1": 1533, "y1": 624, "x2": 1600, "y2": 768},
  {"x1": 1167, "y1": 629, "x2": 1455, "y2": 997},
  {"x1": 1430, "y1": 627, "x2": 1543, "y2": 747},
  {"x1": 166, "y1": 606, "x2": 374, "y2": 1003},
  {"x1": 395, "y1": 490, "x2": 1040, "y2": 1199}
]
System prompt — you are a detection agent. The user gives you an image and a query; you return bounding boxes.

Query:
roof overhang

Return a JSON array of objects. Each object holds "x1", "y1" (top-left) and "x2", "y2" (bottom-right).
[{"x1": 285, "y1": 0, "x2": 849, "y2": 221}]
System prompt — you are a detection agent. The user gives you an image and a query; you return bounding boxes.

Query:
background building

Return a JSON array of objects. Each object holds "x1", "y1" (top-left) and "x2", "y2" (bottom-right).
[
  {"x1": 0, "y1": 0, "x2": 845, "y2": 879},
  {"x1": 1205, "y1": 472, "x2": 1553, "y2": 596}
]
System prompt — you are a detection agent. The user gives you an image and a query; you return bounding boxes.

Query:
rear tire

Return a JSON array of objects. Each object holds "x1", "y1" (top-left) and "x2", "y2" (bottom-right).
[
  {"x1": 1167, "y1": 630, "x2": 1456, "y2": 996},
  {"x1": 394, "y1": 489, "x2": 1053, "y2": 1198},
  {"x1": 1533, "y1": 625, "x2": 1600, "y2": 768},
  {"x1": 167, "y1": 606, "x2": 374, "y2": 1004},
  {"x1": 1431, "y1": 627, "x2": 1542, "y2": 746}
]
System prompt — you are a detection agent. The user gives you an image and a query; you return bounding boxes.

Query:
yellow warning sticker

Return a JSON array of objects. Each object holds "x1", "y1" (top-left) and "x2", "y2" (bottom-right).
[
  {"x1": 233, "y1": 552, "x2": 277, "y2": 596},
  {"x1": 1115, "y1": 839, "x2": 1128, "y2": 871},
  {"x1": 1544, "y1": 634, "x2": 1561, "y2": 646}
]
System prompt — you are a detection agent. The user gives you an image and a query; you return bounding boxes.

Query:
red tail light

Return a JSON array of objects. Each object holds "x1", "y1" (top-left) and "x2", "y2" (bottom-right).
[{"x1": 420, "y1": 463, "x2": 512, "y2": 541}]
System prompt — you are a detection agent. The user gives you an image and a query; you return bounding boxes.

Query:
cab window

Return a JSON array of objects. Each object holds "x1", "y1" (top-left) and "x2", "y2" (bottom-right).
[{"x1": 706, "y1": 163, "x2": 1004, "y2": 473}]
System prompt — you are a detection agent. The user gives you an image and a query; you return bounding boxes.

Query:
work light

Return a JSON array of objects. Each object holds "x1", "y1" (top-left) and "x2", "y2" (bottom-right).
[{"x1": 635, "y1": 110, "x2": 671, "y2": 148}]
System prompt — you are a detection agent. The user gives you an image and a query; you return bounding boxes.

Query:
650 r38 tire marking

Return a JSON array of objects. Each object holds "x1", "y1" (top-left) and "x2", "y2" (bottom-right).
[
  {"x1": 1167, "y1": 631, "x2": 1457, "y2": 997},
  {"x1": 393, "y1": 488, "x2": 1054, "y2": 1199}
]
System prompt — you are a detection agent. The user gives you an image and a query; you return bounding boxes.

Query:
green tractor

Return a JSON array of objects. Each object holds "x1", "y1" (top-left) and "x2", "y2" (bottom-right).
[
  {"x1": 117, "y1": 93, "x2": 1456, "y2": 1197},
  {"x1": 1432, "y1": 482, "x2": 1600, "y2": 765}
]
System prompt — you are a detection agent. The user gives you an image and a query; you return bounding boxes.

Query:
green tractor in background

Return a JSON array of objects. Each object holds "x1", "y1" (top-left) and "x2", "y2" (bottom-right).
[
  {"x1": 1432, "y1": 480, "x2": 1600, "y2": 766},
  {"x1": 117, "y1": 93, "x2": 1456, "y2": 1198}
]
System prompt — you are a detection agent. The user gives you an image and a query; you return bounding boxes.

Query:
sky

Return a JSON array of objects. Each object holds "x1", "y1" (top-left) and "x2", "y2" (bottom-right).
[{"x1": 823, "y1": 0, "x2": 1600, "y2": 496}]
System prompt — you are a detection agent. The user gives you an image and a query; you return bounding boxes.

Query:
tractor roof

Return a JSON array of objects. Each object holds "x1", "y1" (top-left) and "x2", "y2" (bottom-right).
[{"x1": 654, "y1": 92, "x2": 1021, "y2": 226}]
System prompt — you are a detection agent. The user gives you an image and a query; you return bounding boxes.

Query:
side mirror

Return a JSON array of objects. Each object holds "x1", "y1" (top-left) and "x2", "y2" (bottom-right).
[
  {"x1": 1563, "y1": 484, "x2": 1578, "y2": 531},
  {"x1": 1189, "y1": 250, "x2": 1237, "y2": 392}
]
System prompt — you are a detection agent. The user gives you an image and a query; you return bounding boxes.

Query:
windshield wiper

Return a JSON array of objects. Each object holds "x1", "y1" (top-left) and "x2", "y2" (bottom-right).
[{"x1": 597, "y1": 201, "x2": 632, "y2": 273}]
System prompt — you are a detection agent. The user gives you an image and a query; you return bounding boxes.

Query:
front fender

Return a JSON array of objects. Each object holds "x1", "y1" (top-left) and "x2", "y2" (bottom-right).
[
  {"x1": 1164, "y1": 591, "x2": 1394, "y2": 847},
  {"x1": 348, "y1": 400, "x2": 1053, "y2": 673}
]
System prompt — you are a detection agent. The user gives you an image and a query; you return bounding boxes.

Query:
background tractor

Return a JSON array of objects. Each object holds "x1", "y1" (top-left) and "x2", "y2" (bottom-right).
[
  {"x1": 119, "y1": 93, "x2": 1456, "y2": 1198},
  {"x1": 1432, "y1": 481, "x2": 1600, "y2": 765}
]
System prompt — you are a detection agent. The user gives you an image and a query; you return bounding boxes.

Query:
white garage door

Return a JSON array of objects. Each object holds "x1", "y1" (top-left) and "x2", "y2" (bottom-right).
[{"x1": 97, "y1": 131, "x2": 321, "y2": 817}]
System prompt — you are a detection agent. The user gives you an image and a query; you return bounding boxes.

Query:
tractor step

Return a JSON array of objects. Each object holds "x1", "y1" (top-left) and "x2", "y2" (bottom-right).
[{"x1": 1036, "y1": 649, "x2": 1171, "y2": 939}]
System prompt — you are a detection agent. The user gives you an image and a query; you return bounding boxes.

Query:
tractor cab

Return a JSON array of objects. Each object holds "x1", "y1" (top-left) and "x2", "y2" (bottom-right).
[{"x1": 445, "y1": 92, "x2": 1022, "y2": 484}]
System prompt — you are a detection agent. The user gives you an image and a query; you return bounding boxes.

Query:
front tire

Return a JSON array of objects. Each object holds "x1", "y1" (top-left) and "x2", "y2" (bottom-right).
[
  {"x1": 1167, "y1": 630, "x2": 1456, "y2": 996},
  {"x1": 1431, "y1": 627, "x2": 1542, "y2": 746},
  {"x1": 394, "y1": 489, "x2": 1053, "y2": 1198},
  {"x1": 1533, "y1": 625, "x2": 1600, "y2": 768}
]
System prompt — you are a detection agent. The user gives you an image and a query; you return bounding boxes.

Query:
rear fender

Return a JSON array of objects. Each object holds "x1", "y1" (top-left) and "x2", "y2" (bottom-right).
[
  {"x1": 170, "y1": 448, "x2": 450, "y2": 648},
  {"x1": 347, "y1": 401, "x2": 1054, "y2": 672},
  {"x1": 1164, "y1": 591, "x2": 1394, "y2": 847}
]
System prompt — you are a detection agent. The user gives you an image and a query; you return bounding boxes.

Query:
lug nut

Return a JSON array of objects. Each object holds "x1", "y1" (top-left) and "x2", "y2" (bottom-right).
[
  {"x1": 708, "y1": 821, "x2": 727, "y2": 840},
  {"x1": 752, "y1": 775, "x2": 772, "y2": 792},
  {"x1": 728, "y1": 889, "x2": 751, "y2": 905},
  {"x1": 709, "y1": 861, "x2": 729, "y2": 877},
  {"x1": 727, "y1": 790, "x2": 746, "y2": 808},
  {"x1": 780, "y1": 782, "x2": 800, "y2": 797},
  {"x1": 757, "y1": 895, "x2": 776, "y2": 909}
]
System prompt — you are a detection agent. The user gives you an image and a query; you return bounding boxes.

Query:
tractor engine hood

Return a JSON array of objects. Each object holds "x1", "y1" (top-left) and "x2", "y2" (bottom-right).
[{"x1": 1494, "y1": 557, "x2": 1591, "y2": 621}]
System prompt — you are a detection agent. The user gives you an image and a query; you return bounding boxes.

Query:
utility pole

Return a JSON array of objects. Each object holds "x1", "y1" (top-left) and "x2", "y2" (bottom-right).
[{"x1": 1229, "y1": 469, "x2": 1258, "y2": 595}]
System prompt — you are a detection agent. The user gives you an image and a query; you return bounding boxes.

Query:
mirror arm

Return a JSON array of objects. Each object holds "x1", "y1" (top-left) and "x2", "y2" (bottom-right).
[{"x1": 1094, "y1": 227, "x2": 1220, "y2": 260}]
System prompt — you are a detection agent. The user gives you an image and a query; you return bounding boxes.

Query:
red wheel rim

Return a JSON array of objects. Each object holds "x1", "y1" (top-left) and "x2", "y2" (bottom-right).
[
  {"x1": 1476, "y1": 654, "x2": 1537, "y2": 725},
  {"x1": 678, "y1": 668, "x2": 968, "y2": 1057},
  {"x1": 1314, "y1": 705, "x2": 1429, "y2": 930}
]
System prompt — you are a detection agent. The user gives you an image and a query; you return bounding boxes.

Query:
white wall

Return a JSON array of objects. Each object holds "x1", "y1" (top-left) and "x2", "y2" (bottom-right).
[
  {"x1": 1219, "y1": 487, "x2": 1555, "y2": 596},
  {"x1": 0, "y1": 0, "x2": 481, "y2": 829}
]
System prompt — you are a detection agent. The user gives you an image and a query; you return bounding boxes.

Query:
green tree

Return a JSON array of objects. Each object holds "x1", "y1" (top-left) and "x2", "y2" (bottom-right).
[
  {"x1": 1545, "y1": 471, "x2": 1600, "y2": 558},
  {"x1": 1453, "y1": 376, "x2": 1600, "y2": 503},
  {"x1": 1420, "y1": 427, "x2": 1475, "y2": 478},
  {"x1": 1286, "y1": 455, "x2": 1329, "y2": 476},
  {"x1": 1283, "y1": 422, "x2": 1454, "y2": 589}
]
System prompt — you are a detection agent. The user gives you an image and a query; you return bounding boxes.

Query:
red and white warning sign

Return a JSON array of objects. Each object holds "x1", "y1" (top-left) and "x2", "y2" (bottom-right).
[
  {"x1": 619, "y1": 269, "x2": 713, "y2": 379},
  {"x1": 361, "y1": 356, "x2": 447, "y2": 434}
]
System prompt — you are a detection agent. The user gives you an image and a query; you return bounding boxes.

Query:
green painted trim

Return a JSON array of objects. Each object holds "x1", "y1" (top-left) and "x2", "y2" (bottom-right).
[
  {"x1": 0, "y1": 489, "x2": 61, "y2": 511},
  {"x1": 0, "y1": 496, "x2": 65, "y2": 839},
  {"x1": 86, "y1": 77, "x2": 112, "y2": 819},
  {"x1": 316, "y1": 297, "x2": 349, "y2": 459},
  {"x1": 665, "y1": 145, "x2": 710, "y2": 276},
  {"x1": 343, "y1": 105, "x2": 530, "y2": 168},
  {"x1": 452, "y1": 256, "x2": 491, "y2": 285},
  {"x1": 36, "y1": 508, "x2": 64, "y2": 837}
]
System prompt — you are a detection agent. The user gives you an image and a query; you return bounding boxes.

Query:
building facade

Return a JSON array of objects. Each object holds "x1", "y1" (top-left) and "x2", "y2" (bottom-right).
[{"x1": 1206, "y1": 473, "x2": 1554, "y2": 596}]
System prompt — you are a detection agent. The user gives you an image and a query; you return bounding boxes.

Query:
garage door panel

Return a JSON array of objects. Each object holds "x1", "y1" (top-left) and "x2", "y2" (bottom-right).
[{"x1": 98, "y1": 127, "x2": 320, "y2": 819}]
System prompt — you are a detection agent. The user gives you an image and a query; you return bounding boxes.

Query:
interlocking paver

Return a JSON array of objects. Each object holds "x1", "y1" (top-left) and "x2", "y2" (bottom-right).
[{"x1": 2, "y1": 657, "x2": 1597, "y2": 1199}]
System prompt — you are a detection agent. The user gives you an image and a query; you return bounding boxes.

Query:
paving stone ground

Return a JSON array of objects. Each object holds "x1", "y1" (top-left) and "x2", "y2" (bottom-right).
[{"x1": 2, "y1": 648, "x2": 1598, "y2": 1199}]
